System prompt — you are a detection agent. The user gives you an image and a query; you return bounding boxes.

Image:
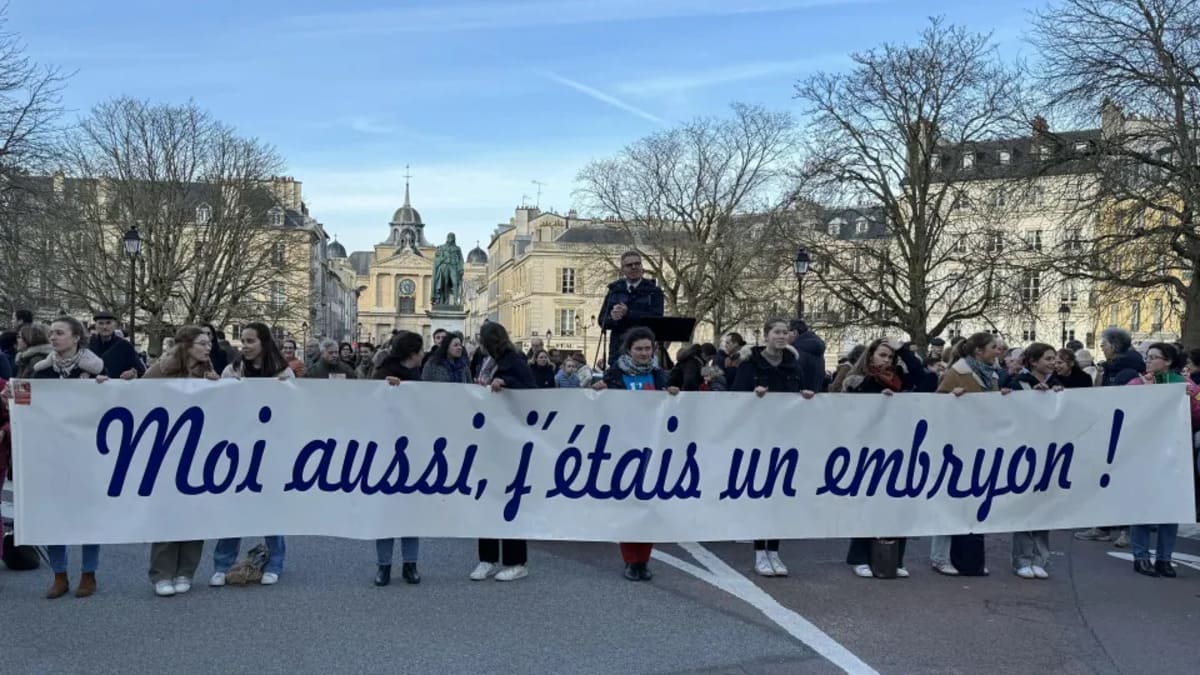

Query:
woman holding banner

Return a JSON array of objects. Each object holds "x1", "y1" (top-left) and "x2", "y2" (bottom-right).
[
  {"x1": 144, "y1": 326, "x2": 219, "y2": 597},
  {"x1": 421, "y1": 331, "x2": 472, "y2": 385},
  {"x1": 931, "y1": 332, "x2": 1008, "y2": 577},
  {"x1": 731, "y1": 318, "x2": 816, "y2": 578},
  {"x1": 31, "y1": 316, "x2": 107, "y2": 598},
  {"x1": 472, "y1": 322, "x2": 536, "y2": 582},
  {"x1": 593, "y1": 326, "x2": 680, "y2": 581},
  {"x1": 1010, "y1": 343, "x2": 1064, "y2": 580},
  {"x1": 211, "y1": 323, "x2": 293, "y2": 587},
  {"x1": 372, "y1": 330, "x2": 426, "y2": 586},
  {"x1": 841, "y1": 338, "x2": 914, "y2": 579}
]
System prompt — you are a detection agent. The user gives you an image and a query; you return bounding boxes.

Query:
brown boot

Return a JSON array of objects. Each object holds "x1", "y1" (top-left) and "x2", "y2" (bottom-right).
[
  {"x1": 75, "y1": 571, "x2": 97, "y2": 598},
  {"x1": 46, "y1": 572, "x2": 70, "y2": 599}
]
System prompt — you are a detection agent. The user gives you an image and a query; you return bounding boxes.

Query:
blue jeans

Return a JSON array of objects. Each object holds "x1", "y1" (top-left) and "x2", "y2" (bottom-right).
[
  {"x1": 213, "y1": 536, "x2": 286, "y2": 575},
  {"x1": 1130, "y1": 524, "x2": 1178, "y2": 562},
  {"x1": 47, "y1": 545, "x2": 100, "y2": 574},
  {"x1": 375, "y1": 538, "x2": 419, "y2": 565}
]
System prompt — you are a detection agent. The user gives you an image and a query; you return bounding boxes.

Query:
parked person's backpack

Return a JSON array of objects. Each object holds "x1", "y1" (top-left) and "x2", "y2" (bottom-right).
[
  {"x1": 950, "y1": 534, "x2": 988, "y2": 576},
  {"x1": 224, "y1": 544, "x2": 270, "y2": 585}
]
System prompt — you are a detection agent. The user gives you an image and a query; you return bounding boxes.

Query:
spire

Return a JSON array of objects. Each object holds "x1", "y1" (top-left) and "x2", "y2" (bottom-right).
[{"x1": 403, "y1": 164, "x2": 412, "y2": 207}]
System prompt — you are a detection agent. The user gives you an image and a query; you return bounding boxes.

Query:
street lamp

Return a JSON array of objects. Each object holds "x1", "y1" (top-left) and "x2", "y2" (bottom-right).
[
  {"x1": 793, "y1": 246, "x2": 812, "y2": 319},
  {"x1": 1058, "y1": 303, "x2": 1071, "y2": 347},
  {"x1": 545, "y1": 329, "x2": 552, "y2": 349},
  {"x1": 122, "y1": 226, "x2": 142, "y2": 344},
  {"x1": 582, "y1": 315, "x2": 594, "y2": 352},
  {"x1": 356, "y1": 322, "x2": 363, "y2": 343},
  {"x1": 301, "y1": 321, "x2": 308, "y2": 351}
]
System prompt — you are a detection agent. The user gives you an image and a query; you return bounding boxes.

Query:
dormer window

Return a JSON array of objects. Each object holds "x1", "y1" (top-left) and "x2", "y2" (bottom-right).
[
  {"x1": 195, "y1": 203, "x2": 211, "y2": 225},
  {"x1": 268, "y1": 206, "x2": 285, "y2": 227},
  {"x1": 1038, "y1": 145, "x2": 1052, "y2": 161},
  {"x1": 855, "y1": 217, "x2": 870, "y2": 235},
  {"x1": 1074, "y1": 141, "x2": 1089, "y2": 153},
  {"x1": 962, "y1": 153, "x2": 975, "y2": 169},
  {"x1": 930, "y1": 154, "x2": 942, "y2": 170},
  {"x1": 827, "y1": 218, "x2": 844, "y2": 237},
  {"x1": 998, "y1": 150, "x2": 1011, "y2": 165}
]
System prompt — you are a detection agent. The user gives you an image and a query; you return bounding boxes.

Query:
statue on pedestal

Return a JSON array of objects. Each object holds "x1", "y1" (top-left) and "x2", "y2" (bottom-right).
[{"x1": 431, "y1": 233, "x2": 464, "y2": 307}]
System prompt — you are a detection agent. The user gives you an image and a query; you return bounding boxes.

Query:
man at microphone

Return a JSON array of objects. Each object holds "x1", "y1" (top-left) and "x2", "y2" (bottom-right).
[{"x1": 598, "y1": 250, "x2": 665, "y2": 367}]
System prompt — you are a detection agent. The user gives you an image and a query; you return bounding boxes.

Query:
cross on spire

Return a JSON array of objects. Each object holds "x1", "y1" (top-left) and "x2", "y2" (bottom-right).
[{"x1": 403, "y1": 164, "x2": 412, "y2": 207}]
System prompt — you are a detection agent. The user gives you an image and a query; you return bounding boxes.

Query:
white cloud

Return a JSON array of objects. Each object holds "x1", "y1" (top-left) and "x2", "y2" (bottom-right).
[{"x1": 539, "y1": 71, "x2": 665, "y2": 124}]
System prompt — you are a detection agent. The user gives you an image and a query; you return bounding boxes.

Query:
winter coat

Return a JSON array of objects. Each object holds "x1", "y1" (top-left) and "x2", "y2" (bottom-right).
[
  {"x1": 937, "y1": 359, "x2": 998, "y2": 394},
  {"x1": 790, "y1": 330, "x2": 828, "y2": 392},
  {"x1": 1013, "y1": 371, "x2": 1063, "y2": 391},
  {"x1": 555, "y1": 369, "x2": 582, "y2": 388},
  {"x1": 842, "y1": 369, "x2": 907, "y2": 394},
  {"x1": 732, "y1": 346, "x2": 805, "y2": 394},
  {"x1": 209, "y1": 343, "x2": 230, "y2": 375},
  {"x1": 30, "y1": 349, "x2": 107, "y2": 380},
  {"x1": 603, "y1": 363, "x2": 671, "y2": 391},
  {"x1": 668, "y1": 346, "x2": 706, "y2": 392},
  {"x1": 531, "y1": 363, "x2": 557, "y2": 389},
  {"x1": 598, "y1": 277, "x2": 665, "y2": 363},
  {"x1": 1059, "y1": 367, "x2": 1094, "y2": 389},
  {"x1": 1102, "y1": 350, "x2": 1145, "y2": 387},
  {"x1": 286, "y1": 356, "x2": 307, "y2": 378},
  {"x1": 0, "y1": 352, "x2": 10, "y2": 380},
  {"x1": 489, "y1": 350, "x2": 536, "y2": 390},
  {"x1": 14, "y1": 344, "x2": 52, "y2": 378},
  {"x1": 700, "y1": 372, "x2": 727, "y2": 391},
  {"x1": 88, "y1": 335, "x2": 145, "y2": 378},
  {"x1": 144, "y1": 354, "x2": 216, "y2": 380},
  {"x1": 305, "y1": 358, "x2": 357, "y2": 379},
  {"x1": 220, "y1": 362, "x2": 294, "y2": 379},
  {"x1": 373, "y1": 357, "x2": 422, "y2": 382},
  {"x1": 421, "y1": 356, "x2": 473, "y2": 384}
]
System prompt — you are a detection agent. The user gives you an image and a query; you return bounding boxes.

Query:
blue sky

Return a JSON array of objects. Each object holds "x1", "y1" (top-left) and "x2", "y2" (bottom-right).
[{"x1": 14, "y1": 0, "x2": 1043, "y2": 255}]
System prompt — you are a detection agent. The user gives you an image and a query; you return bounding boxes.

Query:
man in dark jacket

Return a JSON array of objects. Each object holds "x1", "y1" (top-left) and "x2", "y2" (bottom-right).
[
  {"x1": 598, "y1": 251, "x2": 665, "y2": 366},
  {"x1": 787, "y1": 319, "x2": 827, "y2": 392},
  {"x1": 89, "y1": 311, "x2": 145, "y2": 380},
  {"x1": 1098, "y1": 327, "x2": 1145, "y2": 387}
]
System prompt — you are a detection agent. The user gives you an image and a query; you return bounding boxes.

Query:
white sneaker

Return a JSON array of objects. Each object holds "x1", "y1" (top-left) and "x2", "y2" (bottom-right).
[
  {"x1": 767, "y1": 551, "x2": 789, "y2": 577},
  {"x1": 260, "y1": 572, "x2": 279, "y2": 585},
  {"x1": 754, "y1": 551, "x2": 775, "y2": 577},
  {"x1": 154, "y1": 580, "x2": 176, "y2": 597},
  {"x1": 932, "y1": 562, "x2": 959, "y2": 576},
  {"x1": 1016, "y1": 566, "x2": 1036, "y2": 579},
  {"x1": 470, "y1": 562, "x2": 498, "y2": 581},
  {"x1": 209, "y1": 572, "x2": 226, "y2": 587},
  {"x1": 896, "y1": 567, "x2": 910, "y2": 578},
  {"x1": 494, "y1": 565, "x2": 528, "y2": 582},
  {"x1": 854, "y1": 564, "x2": 874, "y2": 578},
  {"x1": 1032, "y1": 565, "x2": 1049, "y2": 579},
  {"x1": 172, "y1": 576, "x2": 191, "y2": 594}
]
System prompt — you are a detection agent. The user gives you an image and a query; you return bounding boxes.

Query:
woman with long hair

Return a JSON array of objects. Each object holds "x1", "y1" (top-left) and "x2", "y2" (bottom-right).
[
  {"x1": 593, "y1": 327, "x2": 680, "y2": 581},
  {"x1": 1054, "y1": 348, "x2": 1093, "y2": 389},
  {"x1": 211, "y1": 323, "x2": 292, "y2": 588},
  {"x1": 1010, "y1": 343, "x2": 1063, "y2": 580},
  {"x1": 731, "y1": 318, "x2": 816, "y2": 577},
  {"x1": 14, "y1": 322, "x2": 51, "y2": 378},
  {"x1": 372, "y1": 330, "x2": 426, "y2": 586},
  {"x1": 32, "y1": 316, "x2": 107, "y2": 598},
  {"x1": 421, "y1": 331, "x2": 472, "y2": 384},
  {"x1": 145, "y1": 326, "x2": 219, "y2": 597},
  {"x1": 281, "y1": 338, "x2": 306, "y2": 377},
  {"x1": 529, "y1": 349, "x2": 557, "y2": 388},
  {"x1": 339, "y1": 342, "x2": 357, "y2": 370},
  {"x1": 471, "y1": 322, "x2": 535, "y2": 582},
  {"x1": 841, "y1": 338, "x2": 913, "y2": 578}
]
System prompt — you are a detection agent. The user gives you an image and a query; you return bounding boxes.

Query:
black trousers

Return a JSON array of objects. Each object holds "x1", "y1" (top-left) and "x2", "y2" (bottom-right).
[
  {"x1": 754, "y1": 539, "x2": 779, "y2": 551},
  {"x1": 478, "y1": 539, "x2": 527, "y2": 566},
  {"x1": 846, "y1": 537, "x2": 907, "y2": 566}
]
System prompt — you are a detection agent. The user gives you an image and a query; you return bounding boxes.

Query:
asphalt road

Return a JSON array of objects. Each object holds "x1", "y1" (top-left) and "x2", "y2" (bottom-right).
[{"x1": 1, "y1": 530, "x2": 1197, "y2": 674}]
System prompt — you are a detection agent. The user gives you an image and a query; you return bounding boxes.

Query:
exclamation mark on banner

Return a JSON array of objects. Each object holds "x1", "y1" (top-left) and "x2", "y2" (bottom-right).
[{"x1": 1100, "y1": 409, "x2": 1124, "y2": 488}]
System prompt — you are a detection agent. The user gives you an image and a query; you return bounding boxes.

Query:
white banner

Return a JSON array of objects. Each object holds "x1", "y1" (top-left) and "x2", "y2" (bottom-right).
[{"x1": 9, "y1": 379, "x2": 1196, "y2": 545}]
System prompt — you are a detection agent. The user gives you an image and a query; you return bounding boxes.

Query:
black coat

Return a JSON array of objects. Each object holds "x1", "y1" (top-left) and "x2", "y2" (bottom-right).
[
  {"x1": 209, "y1": 344, "x2": 229, "y2": 375},
  {"x1": 732, "y1": 346, "x2": 805, "y2": 394},
  {"x1": 789, "y1": 330, "x2": 827, "y2": 392},
  {"x1": 1060, "y1": 367, "x2": 1094, "y2": 389},
  {"x1": 491, "y1": 350, "x2": 535, "y2": 390},
  {"x1": 88, "y1": 335, "x2": 145, "y2": 378},
  {"x1": 1013, "y1": 371, "x2": 1063, "y2": 390},
  {"x1": 669, "y1": 346, "x2": 706, "y2": 391},
  {"x1": 531, "y1": 363, "x2": 557, "y2": 388},
  {"x1": 598, "y1": 277, "x2": 665, "y2": 362},
  {"x1": 603, "y1": 365, "x2": 670, "y2": 391},
  {"x1": 1102, "y1": 350, "x2": 1145, "y2": 387},
  {"x1": 373, "y1": 356, "x2": 422, "y2": 382}
]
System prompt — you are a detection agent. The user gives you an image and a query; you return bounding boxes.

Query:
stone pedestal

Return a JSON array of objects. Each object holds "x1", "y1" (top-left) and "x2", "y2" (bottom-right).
[{"x1": 426, "y1": 305, "x2": 468, "y2": 335}]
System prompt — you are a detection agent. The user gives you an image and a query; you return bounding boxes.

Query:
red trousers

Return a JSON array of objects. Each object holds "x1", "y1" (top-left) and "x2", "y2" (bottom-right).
[{"x1": 620, "y1": 542, "x2": 653, "y2": 564}]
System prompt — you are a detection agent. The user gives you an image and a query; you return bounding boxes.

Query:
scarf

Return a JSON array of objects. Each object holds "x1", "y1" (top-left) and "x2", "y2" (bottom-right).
[
  {"x1": 963, "y1": 356, "x2": 1001, "y2": 391},
  {"x1": 867, "y1": 365, "x2": 903, "y2": 392},
  {"x1": 445, "y1": 355, "x2": 468, "y2": 382},
  {"x1": 617, "y1": 353, "x2": 658, "y2": 376},
  {"x1": 51, "y1": 349, "x2": 84, "y2": 378}
]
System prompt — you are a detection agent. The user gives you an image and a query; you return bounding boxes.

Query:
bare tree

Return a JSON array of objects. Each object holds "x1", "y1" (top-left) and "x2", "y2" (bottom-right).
[
  {"x1": 49, "y1": 98, "x2": 296, "y2": 346},
  {"x1": 0, "y1": 5, "x2": 67, "y2": 315},
  {"x1": 790, "y1": 18, "x2": 1032, "y2": 348},
  {"x1": 1032, "y1": 0, "x2": 1200, "y2": 344},
  {"x1": 575, "y1": 103, "x2": 798, "y2": 337}
]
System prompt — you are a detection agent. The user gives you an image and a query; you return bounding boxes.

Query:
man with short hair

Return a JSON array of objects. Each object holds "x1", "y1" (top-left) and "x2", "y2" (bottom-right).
[
  {"x1": 89, "y1": 311, "x2": 144, "y2": 380},
  {"x1": 12, "y1": 309, "x2": 32, "y2": 331},
  {"x1": 1065, "y1": 338, "x2": 1084, "y2": 352},
  {"x1": 598, "y1": 250, "x2": 665, "y2": 366},
  {"x1": 306, "y1": 338, "x2": 357, "y2": 379},
  {"x1": 527, "y1": 336, "x2": 545, "y2": 360},
  {"x1": 423, "y1": 329, "x2": 447, "y2": 367}
]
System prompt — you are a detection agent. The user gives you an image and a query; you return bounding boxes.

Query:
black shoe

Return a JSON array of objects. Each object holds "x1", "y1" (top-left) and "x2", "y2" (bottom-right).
[
  {"x1": 638, "y1": 563, "x2": 653, "y2": 581},
  {"x1": 1133, "y1": 559, "x2": 1158, "y2": 577},
  {"x1": 624, "y1": 563, "x2": 640, "y2": 581},
  {"x1": 1155, "y1": 560, "x2": 1177, "y2": 578},
  {"x1": 401, "y1": 562, "x2": 421, "y2": 584},
  {"x1": 374, "y1": 565, "x2": 391, "y2": 586}
]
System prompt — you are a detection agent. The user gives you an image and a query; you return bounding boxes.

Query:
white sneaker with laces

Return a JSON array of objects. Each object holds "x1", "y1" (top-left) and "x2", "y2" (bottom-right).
[
  {"x1": 896, "y1": 567, "x2": 910, "y2": 578},
  {"x1": 260, "y1": 572, "x2": 279, "y2": 585},
  {"x1": 1016, "y1": 566, "x2": 1036, "y2": 579},
  {"x1": 754, "y1": 551, "x2": 775, "y2": 577},
  {"x1": 494, "y1": 564, "x2": 528, "y2": 581},
  {"x1": 209, "y1": 572, "x2": 226, "y2": 587},
  {"x1": 854, "y1": 564, "x2": 874, "y2": 578},
  {"x1": 470, "y1": 562, "x2": 498, "y2": 580},
  {"x1": 1032, "y1": 565, "x2": 1049, "y2": 579},
  {"x1": 767, "y1": 551, "x2": 789, "y2": 577},
  {"x1": 154, "y1": 580, "x2": 176, "y2": 597},
  {"x1": 172, "y1": 576, "x2": 191, "y2": 594},
  {"x1": 932, "y1": 562, "x2": 959, "y2": 576}
]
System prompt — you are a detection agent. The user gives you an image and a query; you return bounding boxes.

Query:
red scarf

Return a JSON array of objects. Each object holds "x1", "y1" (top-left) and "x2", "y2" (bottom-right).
[{"x1": 868, "y1": 365, "x2": 903, "y2": 392}]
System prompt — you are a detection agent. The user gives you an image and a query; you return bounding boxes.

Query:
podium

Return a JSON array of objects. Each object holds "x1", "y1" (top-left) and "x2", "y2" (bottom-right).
[{"x1": 637, "y1": 317, "x2": 696, "y2": 344}]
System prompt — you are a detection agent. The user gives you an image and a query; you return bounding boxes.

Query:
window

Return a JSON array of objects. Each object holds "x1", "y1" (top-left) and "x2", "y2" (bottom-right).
[
  {"x1": 1020, "y1": 271, "x2": 1041, "y2": 303},
  {"x1": 948, "y1": 322, "x2": 963, "y2": 339},
  {"x1": 1152, "y1": 299, "x2": 1163, "y2": 332},
  {"x1": 1038, "y1": 145, "x2": 1052, "y2": 161},
  {"x1": 962, "y1": 153, "x2": 975, "y2": 169},
  {"x1": 1065, "y1": 329, "x2": 1077, "y2": 343},
  {"x1": 851, "y1": 251, "x2": 865, "y2": 274},
  {"x1": 1064, "y1": 228, "x2": 1083, "y2": 253},
  {"x1": 1109, "y1": 306, "x2": 1119, "y2": 327},
  {"x1": 557, "y1": 308, "x2": 577, "y2": 337},
  {"x1": 560, "y1": 267, "x2": 576, "y2": 294},
  {"x1": 271, "y1": 242, "x2": 286, "y2": 266},
  {"x1": 931, "y1": 154, "x2": 942, "y2": 170},
  {"x1": 1027, "y1": 230, "x2": 1043, "y2": 251},
  {"x1": 827, "y1": 219, "x2": 842, "y2": 236},
  {"x1": 1060, "y1": 281, "x2": 1078, "y2": 303},
  {"x1": 986, "y1": 231, "x2": 1004, "y2": 254},
  {"x1": 397, "y1": 296, "x2": 416, "y2": 314},
  {"x1": 855, "y1": 217, "x2": 870, "y2": 235},
  {"x1": 999, "y1": 150, "x2": 1011, "y2": 165},
  {"x1": 951, "y1": 236, "x2": 967, "y2": 254},
  {"x1": 1157, "y1": 255, "x2": 1169, "y2": 276},
  {"x1": 195, "y1": 203, "x2": 211, "y2": 225},
  {"x1": 1130, "y1": 300, "x2": 1141, "y2": 332},
  {"x1": 270, "y1": 282, "x2": 286, "y2": 309},
  {"x1": 268, "y1": 206, "x2": 285, "y2": 227},
  {"x1": 1074, "y1": 141, "x2": 1089, "y2": 153},
  {"x1": 1022, "y1": 322, "x2": 1037, "y2": 342},
  {"x1": 1029, "y1": 186, "x2": 1044, "y2": 206}
]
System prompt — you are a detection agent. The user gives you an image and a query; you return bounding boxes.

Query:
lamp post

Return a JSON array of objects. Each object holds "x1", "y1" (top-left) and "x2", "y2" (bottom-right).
[
  {"x1": 793, "y1": 246, "x2": 812, "y2": 319},
  {"x1": 582, "y1": 315, "x2": 594, "y2": 353},
  {"x1": 545, "y1": 329, "x2": 552, "y2": 350},
  {"x1": 356, "y1": 322, "x2": 363, "y2": 343},
  {"x1": 301, "y1": 322, "x2": 308, "y2": 351},
  {"x1": 122, "y1": 226, "x2": 142, "y2": 345},
  {"x1": 1058, "y1": 303, "x2": 1071, "y2": 347}
]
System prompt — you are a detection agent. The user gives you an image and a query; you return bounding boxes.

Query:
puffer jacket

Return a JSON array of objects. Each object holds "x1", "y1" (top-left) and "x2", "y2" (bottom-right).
[{"x1": 732, "y1": 345, "x2": 805, "y2": 393}]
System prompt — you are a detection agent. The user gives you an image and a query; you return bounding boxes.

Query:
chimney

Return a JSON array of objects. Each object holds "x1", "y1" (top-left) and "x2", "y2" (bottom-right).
[{"x1": 1031, "y1": 115, "x2": 1050, "y2": 139}]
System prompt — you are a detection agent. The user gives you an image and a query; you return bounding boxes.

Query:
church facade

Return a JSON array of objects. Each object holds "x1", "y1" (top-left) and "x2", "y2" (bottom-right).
[{"x1": 342, "y1": 180, "x2": 487, "y2": 345}]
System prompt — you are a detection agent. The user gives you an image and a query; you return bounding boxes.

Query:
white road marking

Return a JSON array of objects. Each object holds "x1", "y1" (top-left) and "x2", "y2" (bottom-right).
[
  {"x1": 653, "y1": 543, "x2": 879, "y2": 675},
  {"x1": 1178, "y1": 524, "x2": 1200, "y2": 540}
]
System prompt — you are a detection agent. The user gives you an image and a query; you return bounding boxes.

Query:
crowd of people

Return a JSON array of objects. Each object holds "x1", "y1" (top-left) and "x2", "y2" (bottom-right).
[{"x1": 1, "y1": 250, "x2": 1198, "y2": 598}]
